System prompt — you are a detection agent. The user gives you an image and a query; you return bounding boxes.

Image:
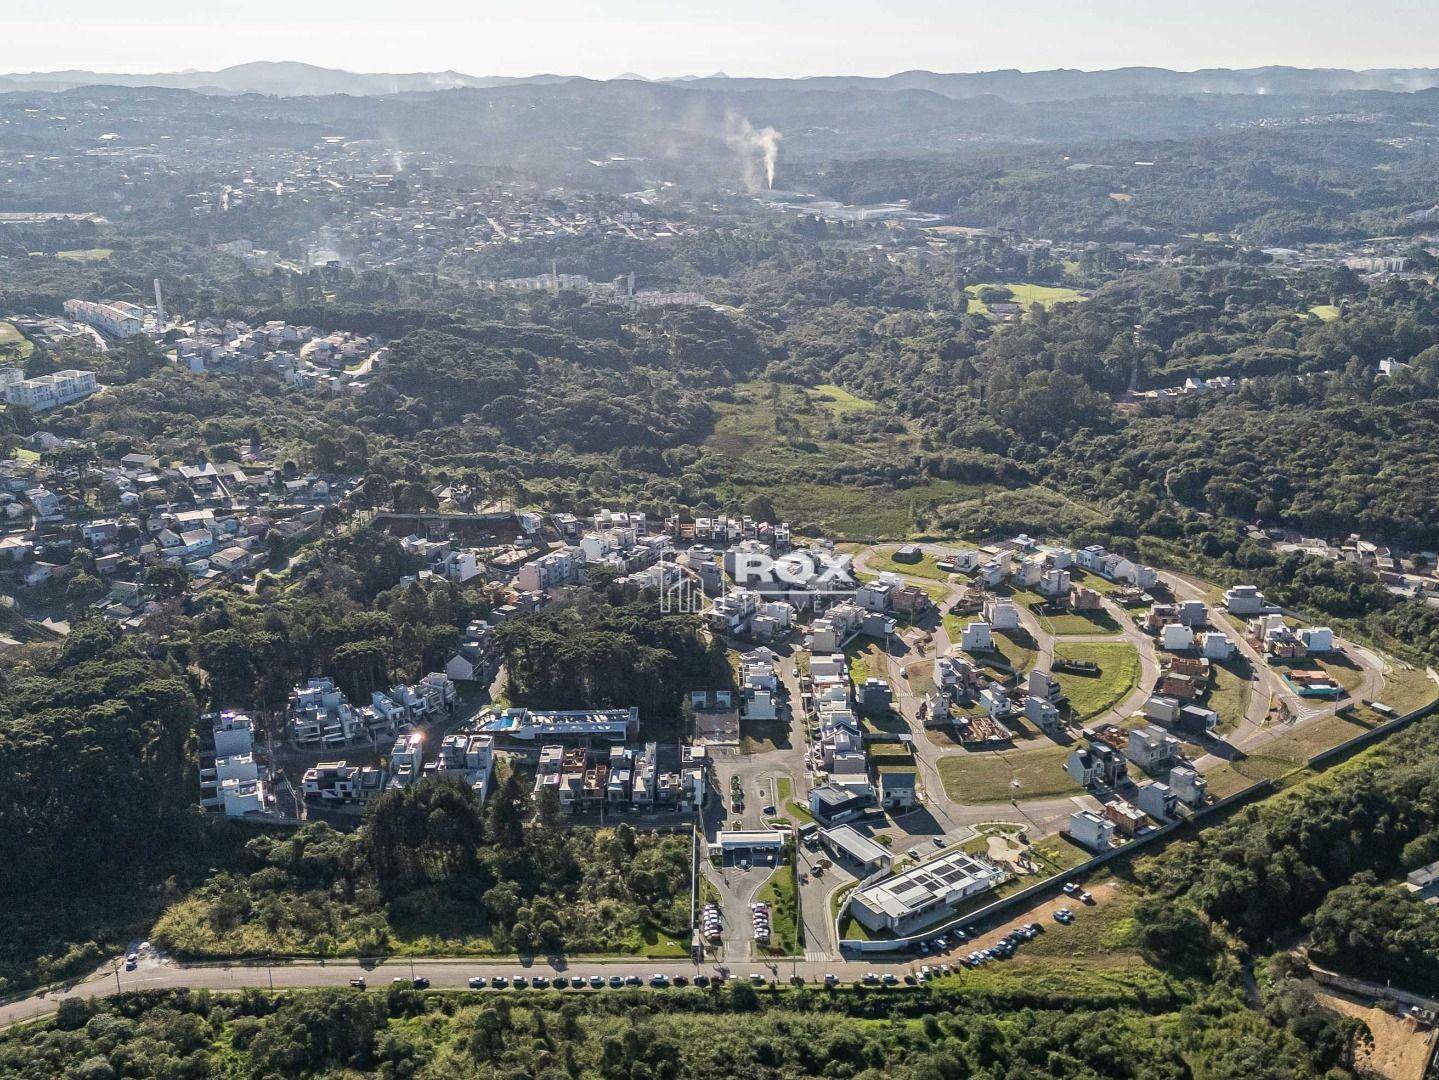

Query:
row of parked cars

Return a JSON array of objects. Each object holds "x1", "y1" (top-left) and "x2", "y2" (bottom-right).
[
  {"x1": 700, "y1": 902, "x2": 723, "y2": 944},
  {"x1": 961, "y1": 922, "x2": 1046, "y2": 967}
]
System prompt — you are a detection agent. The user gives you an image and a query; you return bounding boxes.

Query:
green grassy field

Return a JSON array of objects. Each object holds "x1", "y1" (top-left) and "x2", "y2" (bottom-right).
[
  {"x1": 705, "y1": 380, "x2": 983, "y2": 536},
  {"x1": 1320, "y1": 652, "x2": 1368, "y2": 695},
  {"x1": 808, "y1": 383, "x2": 876, "y2": 414},
  {"x1": 0, "y1": 321, "x2": 33, "y2": 359},
  {"x1": 867, "y1": 545, "x2": 955, "y2": 581},
  {"x1": 1308, "y1": 304, "x2": 1341, "y2": 321},
  {"x1": 966, "y1": 282, "x2": 1087, "y2": 314},
  {"x1": 1378, "y1": 665, "x2": 1439, "y2": 713},
  {"x1": 938, "y1": 743, "x2": 1082, "y2": 803},
  {"x1": 942, "y1": 619, "x2": 1039, "y2": 677},
  {"x1": 1039, "y1": 608, "x2": 1121, "y2": 636},
  {"x1": 1206, "y1": 658, "x2": 1254, "y2": 732},
  {"x1": 845, "y1": 639, "x2": 887, "y2": 683},
  {"x1": 55, "y1": 248, "x2": 112, "y2": 262},
  {"x1": 1054, "y1": 642, "x2": 1141, "y2": 721}
]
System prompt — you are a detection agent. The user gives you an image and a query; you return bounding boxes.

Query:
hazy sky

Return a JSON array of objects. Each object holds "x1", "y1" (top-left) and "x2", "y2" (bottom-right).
[{"x1": 10, "y1": 0, "x2": 1439, "y2": 77}]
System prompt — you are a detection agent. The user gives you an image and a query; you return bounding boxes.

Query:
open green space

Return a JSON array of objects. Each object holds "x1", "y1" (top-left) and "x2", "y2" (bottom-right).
[
  {"x1": 1376, "y1": 664, "x2": 1439, "y2": 713},
  {"x1": 965, "y1": 282, "x2": 1087, "y2": 314},
  {"x1": 845, "y1": 638, "x2": 886, "y2": 683},
  {"x1": 1039, "y1": 607, "x2": 1121, "y2": 636},
  {"x1": 1260, "y1": 714, "x2": 1369, "y2": 765},
  {"x1": 944, "y1": 616, "x2": 1038, "y2": 676},
  {"x1": 1054, "y1": 641, "x2": 1141, "y2": 721},
  {"x1": 1308, "y1": 303, "x2": 1341, "y2": 321},
  {"x1": 808, "y1": 383, "x2": 876, "y2": 414},
  {"x1": 0, "y1": 321, "x2": 33, "y2": 359},
  {"x1": 1205, "y1": 657, "x2": 1253, "y2": 732},
  {"x1": 938, "y1": 742, "x2": 1082, "y2": 803},
  {"x1": 1319, "y1": 652, "x2": 1367, "y2": 694},
  {"x1": 55, "y1": 247, "x2": 112, "y2": 262},
  {"x1": 867, "y1": 544, "x2": 956, "y2": 581}
]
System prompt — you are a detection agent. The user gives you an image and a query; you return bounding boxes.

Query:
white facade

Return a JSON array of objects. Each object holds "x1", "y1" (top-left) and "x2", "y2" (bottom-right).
[
  {"x1": 1068, "y1": 809, "x2": 1116, "y2": 852},
  {"x1": 982, "y1": 599, "x2": 1021, "y2": 630},
  {"x1": 1160, "y1": 623, "x2": 1195, "y2": 651},
  {"x1": 960, "y1": 621, "x2": 993, "y2": 651},
  {"x1": 5, "y1": 369, "x2": 99, "y2": 412}
]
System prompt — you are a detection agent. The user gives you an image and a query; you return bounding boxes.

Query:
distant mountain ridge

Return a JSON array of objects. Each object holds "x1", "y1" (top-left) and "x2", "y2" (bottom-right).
[
  {"x1": 3, "y1": 60, "x2": 1439, "y2": 100},
  {"x1": 0, "y1": 60, "x2": 572, "y2": 97}
]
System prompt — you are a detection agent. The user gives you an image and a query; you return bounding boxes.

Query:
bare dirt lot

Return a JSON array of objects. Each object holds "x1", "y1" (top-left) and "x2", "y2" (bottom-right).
[{"x1": 1315, "y1": 989, "x2": 1435, "y2": 1080}]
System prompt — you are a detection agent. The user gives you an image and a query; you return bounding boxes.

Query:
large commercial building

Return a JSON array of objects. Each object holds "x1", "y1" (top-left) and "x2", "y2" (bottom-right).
[
  {"x1": 849, "y1": 849, "x2": 1006, "y2": 935},
  {"x1": 4, "y1": 369, "x2": 98, "y2": 412},
  {"x1": 63, "y1": 298, "x2": 145, "y2": 338}
]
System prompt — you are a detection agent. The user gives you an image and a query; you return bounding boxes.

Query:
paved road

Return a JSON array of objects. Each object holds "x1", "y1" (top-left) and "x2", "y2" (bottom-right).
[
  {"x1": 0, "y1": 953, "x2": 929, "y2": 1030},
  {"x1": 1159, "y1": 569, "x2": 1391, "y2": 769}
]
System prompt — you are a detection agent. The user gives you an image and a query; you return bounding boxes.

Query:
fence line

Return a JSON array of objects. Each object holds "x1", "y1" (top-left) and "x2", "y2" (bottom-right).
[{"x1": 1306, "y1": 692, "x2": 1439, "y2": 770}]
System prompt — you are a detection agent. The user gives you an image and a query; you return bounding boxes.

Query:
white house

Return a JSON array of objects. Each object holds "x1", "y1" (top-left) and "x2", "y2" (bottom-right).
[
  {"x1": 1200, "y1": 632, "x2": 1235, "y2": 661},
  {"x1": 982, "y1": 599, "x2": 1021, "y2": 630},
  {"x1": 1160, "y1": 623, "x2": 1195, "y2": 651},
  {"x1": 1223, "y1": 585, "x2": 1269, "y2": 615},
  {"x1": 1299, "y1": 627, "x2": 1334, "y2": 653},
  {"x1": 979, "y1": 686, "x2": 1013, "y2": 719},
  {"x1": 960, "y1": 621, "x2": 993, "y2": 651},
  {"x1": 1068, "y1": 809, "x2": 1116, "y2": 852}
]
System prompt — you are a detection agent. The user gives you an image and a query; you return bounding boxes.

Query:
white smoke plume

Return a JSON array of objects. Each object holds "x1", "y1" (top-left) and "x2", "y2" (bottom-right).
[{"x1": 724, "y1": 112, "x2": 781, "y2": 191}]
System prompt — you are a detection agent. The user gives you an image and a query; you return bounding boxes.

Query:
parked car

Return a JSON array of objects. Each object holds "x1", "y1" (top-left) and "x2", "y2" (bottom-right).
[
  {"x1": 650, "y1": 974, "x2": 670, "y2": 987},
  {"x1": 350, "y1": 978, "x2": 367, "y2": 989},
  {"x1": 492, "y1": 976, "x2": 509, "y2": 988},
  {"x1": 824, "y1": 973, "x2": 839, "y2": 986},
  {"x1": 624, "y1": 974, "x2": 642, "y2": 987},
  {"x1": 589, "y1": 975, "x2": 605, "y2": 989},
  {"x1": 532, "y1": 976, "x2": 550, "y2": 989},
  {"x1": 412, "y1": 977, "x2": 430, "y2": 989},
  {"x1": 553, "y1": 976, "x2": 569, "y2": 989},
  {"x1": 467, "y1": 977, "x2": 485, "y2": 989},
  {"x1": 609, "y1": 975, "x2": 624, "y2": 988},
  {"x1": 1062, "y1": 881, "x2": 1080, "y2": 895},
  {"x1": 694, "y1": 974, "x2": 711, "y2": 987},
  {"x1": 512, "y1": 976, "x2": 528, "y2": 989}
]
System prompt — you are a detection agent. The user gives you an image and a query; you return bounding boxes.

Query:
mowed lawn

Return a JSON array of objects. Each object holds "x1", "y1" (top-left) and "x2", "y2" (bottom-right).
[
  {"x1": 808, "y1": 384, "x2": 876, "y2": 415},
  {"x1": 1055, "y1": 642, "x2": 1141, "y2": 721},
  {"x1": 868, "y1": 545, "x2": 955, "y2": 581},
  {"x1": 966, "y1": 282, "x2": 1086, "y2": 314},
  {"x1": 0, "y1": 321, "x2": 33, "y2": 359},
  {"x1": 938, "y1": 743, "x2": 1081, "y2": 803},
  {"x1": 1039, "y1": 608, "x2": 1120, "y2": 636}
]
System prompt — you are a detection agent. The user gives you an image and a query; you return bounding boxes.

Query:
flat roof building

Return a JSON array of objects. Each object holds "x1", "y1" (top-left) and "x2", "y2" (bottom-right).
[
  {"x1": 820, "y1": 825, "x2": 893, "y2": 877},
  {"x1": 849, "y1": 848, "x2": 1006, "y2": 935}
]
